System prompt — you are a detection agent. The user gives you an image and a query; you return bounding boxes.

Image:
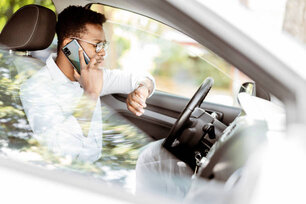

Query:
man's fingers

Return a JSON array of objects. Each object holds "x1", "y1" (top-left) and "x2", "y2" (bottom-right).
[
  {"x1": 127, "y1": 99, "x2": 144, "y2": 116},
  {"x1": 127, "y1": 96, "x2": 145, "y2": 113},
  {"x1": 129, "y1": 99, "x2": 145, "y2": 113},
  {"x1": 125, "y1": 88, "x2": 149, "y2": 117},
  {"x1": 74, "y1": 69, "x2": 81, "y2": 82},
  {"x1": 132, "y1": 93, "x2": 146, "y2": 108},
  {"x1": 127, "y1": 104, "x2": 138, "y2": 115},
  {"x1": 78, "y1": 48, "x2": 87, "y2": 69}
]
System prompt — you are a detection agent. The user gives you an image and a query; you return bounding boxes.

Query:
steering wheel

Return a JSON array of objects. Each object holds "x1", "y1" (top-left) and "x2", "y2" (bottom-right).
[{"x1": 162, "y1": 77, "x2": 214, "y2": 169}]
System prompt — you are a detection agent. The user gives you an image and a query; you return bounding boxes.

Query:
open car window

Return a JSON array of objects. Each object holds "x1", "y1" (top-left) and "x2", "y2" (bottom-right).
[
  {"x1": 91, "y1": 4, "x2": 253, "y2": 107},
  {"x1": 0, "y1": 49, "x2": 151, "y2": 193},
  {"x1": 0, "y1": 1, "x2": 287, "y2": 201}
]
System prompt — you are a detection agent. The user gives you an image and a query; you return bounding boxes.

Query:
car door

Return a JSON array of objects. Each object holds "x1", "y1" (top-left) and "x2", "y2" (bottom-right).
[
  {"x1": 102, "y1": 93, "x2": 241, "y2": 141},
  {"x1": 89, "y1": 4, "x2": 244, "y2": 140}
]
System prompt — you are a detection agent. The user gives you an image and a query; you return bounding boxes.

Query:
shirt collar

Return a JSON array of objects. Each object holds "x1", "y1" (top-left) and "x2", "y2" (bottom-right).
[{"x1": 46, "y1": 53, "x2": 72, "y2": 84}]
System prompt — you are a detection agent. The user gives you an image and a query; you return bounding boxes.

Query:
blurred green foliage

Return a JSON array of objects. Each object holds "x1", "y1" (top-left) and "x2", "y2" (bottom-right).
[
  {"x1": 153, "y1": 42, "x2": 231, "y2": 88},
  {"x1": 113, "y1": 35, "x2": 131, "y2": 69},
  {"x1": 101, "y1": 114, "x2": 152, "y2": 170},
  {"x1": 0, "y1": 52, "x2": 33, "y2": 140},
  {"x1": 0, "y1": 0, "x2": 55, "y2": 31},
  {"x1": 113, "y1": 23, "x2": 232, "y2": 89}
]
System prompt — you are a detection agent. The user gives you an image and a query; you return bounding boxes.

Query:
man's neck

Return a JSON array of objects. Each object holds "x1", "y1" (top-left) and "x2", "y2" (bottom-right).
[{"x1": 55, "y1": 51, "x2": 77, "y2": 81}]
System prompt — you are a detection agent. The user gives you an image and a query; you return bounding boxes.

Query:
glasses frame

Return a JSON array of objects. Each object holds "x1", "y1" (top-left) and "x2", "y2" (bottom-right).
[{"x1": 70, "y1": 37, "x2": 109, "y2": 53}]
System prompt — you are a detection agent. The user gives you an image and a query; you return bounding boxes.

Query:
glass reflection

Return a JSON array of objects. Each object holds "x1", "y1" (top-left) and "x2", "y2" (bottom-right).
[{"x1": 0, "y1": 50, "x2": 153, "y2": 193}]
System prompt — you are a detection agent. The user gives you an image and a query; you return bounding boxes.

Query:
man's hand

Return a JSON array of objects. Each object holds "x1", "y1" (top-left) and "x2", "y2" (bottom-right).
[
  {"x1": 74, "y1": 49, "x2": 104, "y2": 100},
  {"x1": 126, "y1": 85, "x2": 150, "y2": 116},
  {"x1": 73, "y1": 49, "x2": 105, "y2": 136}
]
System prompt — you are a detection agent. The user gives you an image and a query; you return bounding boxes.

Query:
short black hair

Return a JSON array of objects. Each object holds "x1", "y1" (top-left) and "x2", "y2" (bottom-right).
[{"x1": 56, "y1": 6, "x2": 106, "y2": 53}]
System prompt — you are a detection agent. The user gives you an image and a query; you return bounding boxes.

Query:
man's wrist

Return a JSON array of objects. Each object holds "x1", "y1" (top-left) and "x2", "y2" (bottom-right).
[
  {"x1": 84, "y1": 91, "x2": 100, "y2": 101},
  {"x1": 137, "y1": 78, "x2": 153, "y2": 97},
  {"x1": 137, "y1": 83, "x2": 151, "y2": 97}
]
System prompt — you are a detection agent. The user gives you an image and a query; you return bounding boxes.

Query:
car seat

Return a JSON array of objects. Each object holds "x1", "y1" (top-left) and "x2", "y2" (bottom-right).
[
  {"x1": 0, "y1": 4, "x2": 56, "y2": 73},
  {"x1": 0, "y1": 4, "x2": 56, "y2": 141}
]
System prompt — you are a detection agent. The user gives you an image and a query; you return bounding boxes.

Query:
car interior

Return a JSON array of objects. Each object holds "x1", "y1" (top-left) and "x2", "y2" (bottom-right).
[
  {"x1": 0, "y1": 2, "x2": 273, "y2": 200},
  {"x1": 0, "y1": 5, "x2": 55, "y2": 75}
]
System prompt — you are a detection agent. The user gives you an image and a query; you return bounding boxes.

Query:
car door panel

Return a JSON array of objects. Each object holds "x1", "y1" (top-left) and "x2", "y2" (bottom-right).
[{"x1": 101, "y1": 91, "x2": 241, "y2": 140}]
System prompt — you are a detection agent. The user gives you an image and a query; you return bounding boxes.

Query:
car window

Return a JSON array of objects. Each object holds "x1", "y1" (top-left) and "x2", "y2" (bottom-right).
[
  {"x1": 0, "y1": 1, "x2": 152, "y2": 194},
  {"x1": 91, "y1": 4, "x2": 252, "y2": 107},
  {"x1": 0, "y1": 1, "x2": 283, "y2": 200},
  {"x1": 0, "y1": 48, "x2": 152, "y2": 193}
]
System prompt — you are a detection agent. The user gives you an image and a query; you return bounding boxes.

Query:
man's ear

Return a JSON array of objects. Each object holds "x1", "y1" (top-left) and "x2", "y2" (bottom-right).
[
  {"x1": 62, "y1": 38, "x2": 72, "y2": 48},
  {"x1": 58, "y1": 38, "x2": 72, "y2": 55}
]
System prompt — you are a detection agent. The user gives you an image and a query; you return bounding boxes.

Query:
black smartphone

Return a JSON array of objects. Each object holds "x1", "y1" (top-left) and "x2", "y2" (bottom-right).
[{"x1": 62, "y1": 39, "x2": 90, "y2": 74}]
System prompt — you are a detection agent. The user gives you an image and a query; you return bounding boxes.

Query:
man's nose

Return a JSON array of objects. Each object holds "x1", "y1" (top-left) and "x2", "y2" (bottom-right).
[{"x1": 99, "y1": 49, "x2": 106, "y2": 56}]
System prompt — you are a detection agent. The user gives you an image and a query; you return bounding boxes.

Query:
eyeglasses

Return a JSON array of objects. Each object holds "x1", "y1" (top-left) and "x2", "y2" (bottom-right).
[{"x1": 71, "y1": 37, "x2": 109, "y2": 53}]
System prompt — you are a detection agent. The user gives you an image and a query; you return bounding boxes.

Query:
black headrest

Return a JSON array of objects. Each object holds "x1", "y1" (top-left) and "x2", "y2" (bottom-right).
[{"x1": 0, "y1": 5, "x2": 56, "y2": 51}]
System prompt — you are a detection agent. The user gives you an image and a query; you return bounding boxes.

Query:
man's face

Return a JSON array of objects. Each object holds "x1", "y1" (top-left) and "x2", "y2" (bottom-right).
[{"x1": 77, "y1": 23, "x2": 106, "y2": 59}]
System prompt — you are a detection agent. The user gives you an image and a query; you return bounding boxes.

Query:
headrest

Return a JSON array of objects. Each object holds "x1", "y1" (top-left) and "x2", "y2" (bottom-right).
[{"x1": 0, "y1": 5, "x2": 56, "y2": 51}]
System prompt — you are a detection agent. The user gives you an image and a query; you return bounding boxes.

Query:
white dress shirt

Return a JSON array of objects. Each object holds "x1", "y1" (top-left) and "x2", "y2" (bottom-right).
[{"x1": 20, "y1": 53, "x2": 155, "y2": 162}]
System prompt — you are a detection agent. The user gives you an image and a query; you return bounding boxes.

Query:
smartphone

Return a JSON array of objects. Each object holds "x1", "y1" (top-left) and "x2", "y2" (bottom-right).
[{"x1": 62, "y1": 39, "x2": 90, "y2": 74}]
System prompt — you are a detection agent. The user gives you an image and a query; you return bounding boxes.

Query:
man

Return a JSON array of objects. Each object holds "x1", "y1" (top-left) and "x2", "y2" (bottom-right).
[{"x1": 20, "y1": 6, "x2": 155, "y2": 162}]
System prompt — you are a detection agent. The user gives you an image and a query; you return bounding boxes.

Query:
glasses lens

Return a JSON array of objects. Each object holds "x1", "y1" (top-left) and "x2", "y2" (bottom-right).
[
  {"x1": 104, "y1": 41, "x2": 109, "y2": 50},
  {"x1": 96, "y1": 41, "x2": 109, "y2": 53}
]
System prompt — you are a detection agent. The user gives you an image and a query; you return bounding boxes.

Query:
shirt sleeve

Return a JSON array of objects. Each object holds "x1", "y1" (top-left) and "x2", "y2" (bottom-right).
[
  {"x1": 100, "y1": 68, "x2": 156, "y2": 97},
  {"x1": 20, "y1": 76, "x2": 101, "y2": 162}
]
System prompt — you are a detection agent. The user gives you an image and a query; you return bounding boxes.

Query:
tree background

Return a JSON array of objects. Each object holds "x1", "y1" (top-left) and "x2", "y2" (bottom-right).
[
  {"x1": 0, "y1": 0, "x2": 55, "y2": 31},
  {"x1": 239, "y1": 0, "x2": 306, "y2": 44},
  {"x1": 283, "y1": 0, "x2": 306, "y2": 43}
]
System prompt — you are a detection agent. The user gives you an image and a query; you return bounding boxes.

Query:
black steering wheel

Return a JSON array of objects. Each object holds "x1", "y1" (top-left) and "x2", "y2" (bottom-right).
[{"x1": 162, "y1": 77, "x2": 214, "y2": 169}]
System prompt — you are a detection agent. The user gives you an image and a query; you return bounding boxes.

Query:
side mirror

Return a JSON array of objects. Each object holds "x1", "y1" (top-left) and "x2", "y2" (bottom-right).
[
  {"x1": 238, "y1": 82, "x2": 271, "y2": 102},
  {"x1": 239, "y1": 82, "x2": 256, "y2": 96}
]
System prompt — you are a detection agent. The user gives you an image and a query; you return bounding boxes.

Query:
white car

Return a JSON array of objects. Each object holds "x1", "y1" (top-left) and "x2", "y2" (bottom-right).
[{"x1": 0, "y1": 0, "x2": 305, "y2": 203}]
